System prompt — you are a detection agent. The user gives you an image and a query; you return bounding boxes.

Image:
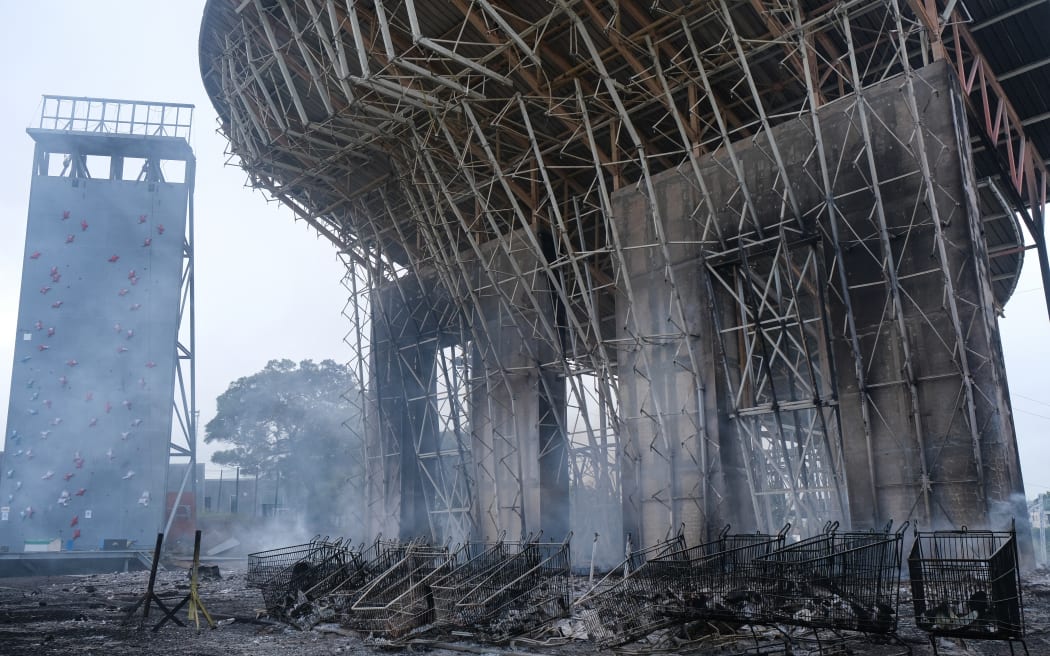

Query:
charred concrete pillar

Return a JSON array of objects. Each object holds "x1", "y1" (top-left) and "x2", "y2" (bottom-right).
[
  {"x1": 469, "y1": 230, "x2": 569, "y2": 542},
  {"x1": 611, "y1": 181, "x2": 741, "y2": 549},
  {"x1": 369, "y1": 275, "x2": 441, "y2": 541}
]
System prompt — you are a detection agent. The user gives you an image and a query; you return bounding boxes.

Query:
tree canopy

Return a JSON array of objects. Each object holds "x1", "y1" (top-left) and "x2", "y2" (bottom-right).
[{"x1": 204, "y1": 358, "x2": 363, "y2": 532}]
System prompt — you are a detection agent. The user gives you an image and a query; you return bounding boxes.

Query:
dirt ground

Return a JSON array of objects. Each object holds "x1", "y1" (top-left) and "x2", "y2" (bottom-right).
[{"x1": 0, "y1": 566, "x2": 1046, "y2": 656}]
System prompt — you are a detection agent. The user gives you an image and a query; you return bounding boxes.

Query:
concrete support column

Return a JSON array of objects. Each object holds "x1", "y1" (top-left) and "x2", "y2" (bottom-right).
[
  {"x1": 469, "y1": 232, "x2": 569, "y2": 542},
  {"x1": 369, "y1": 277, "x2": 441, "y2": 540},
  {"x1": 611, "y1": 177, "x2": 737, "y2": 548}
]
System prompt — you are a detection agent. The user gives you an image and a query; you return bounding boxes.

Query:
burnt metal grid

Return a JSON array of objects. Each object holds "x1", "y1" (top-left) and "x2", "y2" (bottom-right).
[
  {"x1": 347, "y1": 543, "x2": 459, "y2": 637},
  {"x1": 751, "y1": 522, "x2": 908, "y2": 634},
  {"x1": 580, "y1": 527, "x2": 787, "y2": 647},
  {"x1": 246, "y1": 536, "x2": 354, "y2": 615},
  {"x1": 440, "y1": 536, "x2": 573, "y2": 637},
  {"x1": 908, "y1": 526, "x2": 1027, "y2": 654},
  {"x1": 198, "y1": 0, "x2": 1040, "y2": 547}
]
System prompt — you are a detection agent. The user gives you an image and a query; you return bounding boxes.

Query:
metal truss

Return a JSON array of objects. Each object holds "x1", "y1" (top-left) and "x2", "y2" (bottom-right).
[{"x1": 199, "y1": 0, "x2": 1040, "y2": 544}]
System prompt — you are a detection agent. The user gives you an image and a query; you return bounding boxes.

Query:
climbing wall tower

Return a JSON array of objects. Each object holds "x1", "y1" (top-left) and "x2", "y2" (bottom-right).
[{"x1": 0, "y1": 97, "x2": 196, "y2": 554}]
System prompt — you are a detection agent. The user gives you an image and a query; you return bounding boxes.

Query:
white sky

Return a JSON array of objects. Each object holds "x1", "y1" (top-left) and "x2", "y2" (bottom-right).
[{"x1": 0, "y1": 2, "x2": 1047, "y2": 499}]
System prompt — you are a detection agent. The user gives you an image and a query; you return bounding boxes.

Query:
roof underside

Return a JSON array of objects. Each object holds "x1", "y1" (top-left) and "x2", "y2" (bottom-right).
[{"x1": 199, "y1": 0, "x2": 1049, "y2": 310}]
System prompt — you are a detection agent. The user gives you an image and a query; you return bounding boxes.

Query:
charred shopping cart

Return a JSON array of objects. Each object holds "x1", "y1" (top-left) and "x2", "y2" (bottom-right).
[
  {"x1": 751, "y1": 521, "x2": 907, "y2": 635},
  {"x1": 581, "y1": 526, "x2": 787, "y2": 647},
  {"x1": 246, "y1": 536, "x2": 354, "y2": 617},
  {"x1": 432, "y1": 534, "x2": 573, "y2": 640},
  {"x1": 908, "y1": 523, "x2": 1027, "y2": 655},
  {"x1": 347, "y1": 543, "x2": 460, "y2": 638}
]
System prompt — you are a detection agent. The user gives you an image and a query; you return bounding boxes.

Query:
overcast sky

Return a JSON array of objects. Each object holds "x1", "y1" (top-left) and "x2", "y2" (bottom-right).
[{"x1": 0, "y1": 2, "x2": 1047, "y2": 500}]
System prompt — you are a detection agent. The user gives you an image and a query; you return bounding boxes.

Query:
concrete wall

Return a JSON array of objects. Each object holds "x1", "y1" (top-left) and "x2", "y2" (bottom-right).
[
  {"x1": 1, "y1": 142, "x2": 188, "y2": 551},
  {"x1": 610, "y1": 60, "x2": 1025, "y2": 535}
]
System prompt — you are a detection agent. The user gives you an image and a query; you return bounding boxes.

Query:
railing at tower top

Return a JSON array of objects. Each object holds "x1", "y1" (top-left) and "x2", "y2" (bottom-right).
[{"x1": 38, "y1": 95, "x2": 193, "y2": 141}]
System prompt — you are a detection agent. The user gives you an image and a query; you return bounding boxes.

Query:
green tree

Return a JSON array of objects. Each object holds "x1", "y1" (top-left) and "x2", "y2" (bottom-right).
[{"x1": 204, "y1": 359, "x2": 364, "y2": 534}]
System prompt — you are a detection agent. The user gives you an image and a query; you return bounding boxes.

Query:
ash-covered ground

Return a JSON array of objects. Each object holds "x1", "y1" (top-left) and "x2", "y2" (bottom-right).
[{"x1": 0, "y1": 566, "x2": 1046, "y2": 656}]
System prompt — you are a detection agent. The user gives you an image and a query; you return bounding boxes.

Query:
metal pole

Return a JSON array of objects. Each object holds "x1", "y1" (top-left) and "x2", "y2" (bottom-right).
[{"x1": 234, "y1": 467, "x2": 240, "y2": 514}]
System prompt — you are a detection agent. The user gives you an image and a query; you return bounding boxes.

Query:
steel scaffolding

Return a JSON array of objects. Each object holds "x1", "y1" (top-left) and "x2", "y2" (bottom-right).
[{"x1": 199, "y1": 0, "x2": 1042, "y2": 553}]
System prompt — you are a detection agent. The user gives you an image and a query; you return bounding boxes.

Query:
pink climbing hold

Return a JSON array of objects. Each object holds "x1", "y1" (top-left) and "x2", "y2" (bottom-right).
[
  {"x1": 80, "y1": 219, "x2": 88, "y2": 231},
  {"x1": 145, "y1": 361, "x2": 157, "y2": 369},
  {"x1": 51, "y1": 301, "x2": 63, "y2": 309},
  {"x1": 75, "y1": 488, "x2": 86, "y2": 496},
  {"x1": 47, "y1": 327, "x2": 55, "y2": 337},
  {"x1": 30, "y1": 251, "x2": 41, "y2": 259},
  {"x1": 66, "y1": 359, "x2": 78, "y2": 367},
  {"x1": 65, "y1": 234, "x2": 75, "y2": 244},
  {"x1": 40, "y1": 286, "x2": 51, "y2": 294},
  {"x1": 143, "y1": 237, "x2": 152, "y2": 247},
  {"x1": 138, "y1": 214, "x2": 147, "y2": 224},
  {"x1": 105, "y1": 401, "x2": 112, "y2": 413},
  {"x1": 37, "y1": 344, "x2": 49, "y2": 352},
  {"x1": 34, "y1": 320, "x2": 43, "y2": 331},
  {"x1": 156, "y1": 224, "x2": 165, "y2": 235},
  {"x1": 63, "y1": 472, "x2": 74, "y2": 481},
  {"x1": 118, "y1": 288, "x2": 129, "y2": 296},
  {"x1": 62, "y1": 210, "x2": 70, "y2": 220},
  {"x1": 84, "y1": 391, "x2": 93, "y2": 401},
  {"x1": 116, "y1": 345, "x2": 129, "y2": 354},
  {"x1": 108, "y1": 255, "x2": 119, "y2": 263}
]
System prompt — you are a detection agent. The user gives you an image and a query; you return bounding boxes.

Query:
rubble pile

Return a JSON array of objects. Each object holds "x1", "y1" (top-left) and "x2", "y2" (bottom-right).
[
  {"x1": 240, "y1": 525, "x2": 1033, "y2": 654},
  {"x1": 246, "y1": 534, "x2": 573, "y2": 642}
]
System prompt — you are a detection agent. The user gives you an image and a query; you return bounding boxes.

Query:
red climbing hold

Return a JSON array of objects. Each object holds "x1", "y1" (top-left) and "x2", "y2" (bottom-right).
[
  {"x1": 156, "y1": 224, "x2": 165, "y2": 235},
  {"x1": 70, "y1": 515, "x2": 78, "y2": 527},
  {"x1": 30, "y1": 251, "x2": 41, "y2": 259},
  {"x1": 108, "y1": 255, "x2": 120, "y2": 263}
]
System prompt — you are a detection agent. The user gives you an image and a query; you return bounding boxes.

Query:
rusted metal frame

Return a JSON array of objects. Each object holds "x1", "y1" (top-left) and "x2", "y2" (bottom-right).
[
  {"x1": 890, "y1": 4, "x2": 990, "y2": 509},
  {"x1": 253, "y1": 0, "x2": 312, "y2": 126},
  {"x1": 843, "y1": 12, "x2": 934, "y2": 521},
  {"x1": 681, "y1": 19, "x2": 763, "y2": 240},
  {"x1": 918, "y1": 2, "x2": 1049, "y2": 226},
  {"x1": 564, "y1": 0, "x2": 711, "y2": 528},
  {"x1": 937, "y1": 12, "x2": 1050, "y2": 321},
  {"x1": 571, "y1": 79, "x2": 687, "y2": 534},
  {"x1": 276, "y1": 0, "x2": 335, "y2": 116}
]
